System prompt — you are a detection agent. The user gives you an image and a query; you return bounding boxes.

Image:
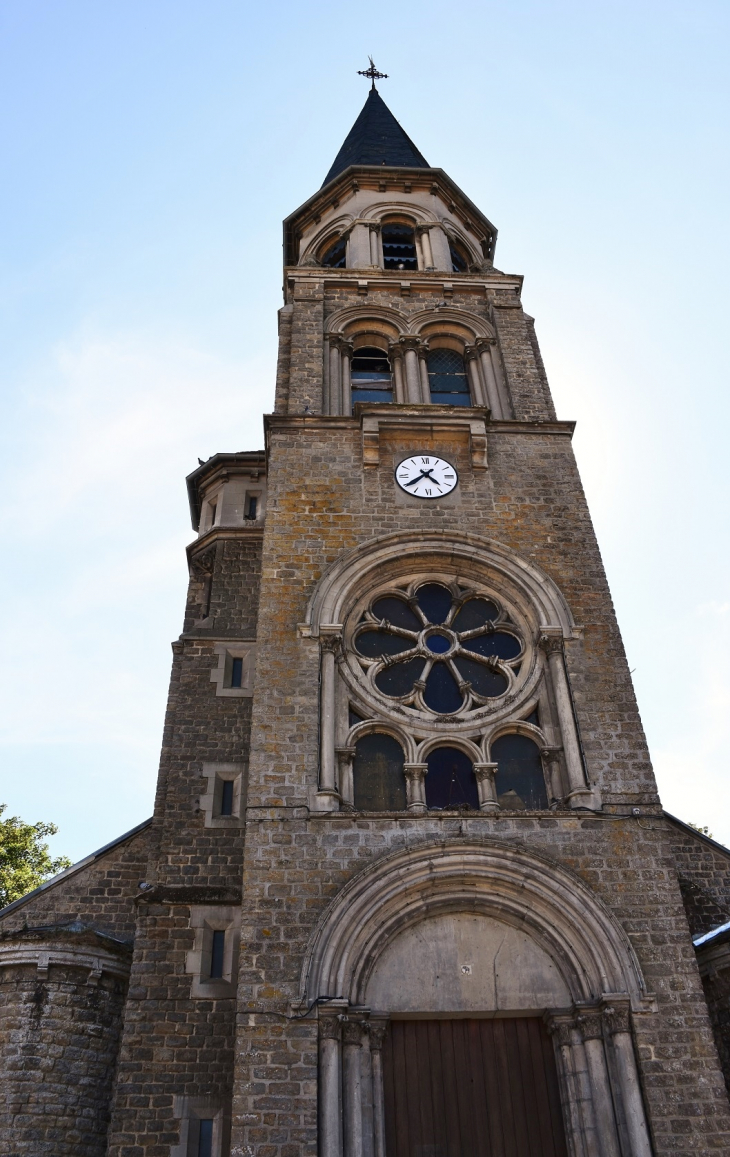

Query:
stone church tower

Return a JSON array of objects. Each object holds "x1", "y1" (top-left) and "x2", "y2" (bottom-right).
[{"x1": 2, "y1": 80, "x2": 730, "y2": 1157}]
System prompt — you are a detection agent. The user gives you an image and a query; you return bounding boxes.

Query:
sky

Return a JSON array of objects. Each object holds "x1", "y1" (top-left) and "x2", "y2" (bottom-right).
[{"x1": 0, "y1": 0, "x2": 728, "y2": 863}]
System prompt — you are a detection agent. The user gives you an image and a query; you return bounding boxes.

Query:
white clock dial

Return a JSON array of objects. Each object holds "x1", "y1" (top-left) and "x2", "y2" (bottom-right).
[{"x1": 395, "y1": 455, "x2": 458, "y2": 499}]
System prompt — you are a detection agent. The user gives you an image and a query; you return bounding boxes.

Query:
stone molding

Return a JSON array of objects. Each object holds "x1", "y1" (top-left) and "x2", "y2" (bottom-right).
[
  {"x1": 0, "y1": 925, "x2": 130, "y2": 981},
  {"x1": 300, "y1": 838, "x2": 649, "y2": 1010},
  {"x1": 305, "y1": 530, "x2": 577, "y2": 640},
  {"x1": 209, "y1": 641, "x2": 257, "y2": 697}
]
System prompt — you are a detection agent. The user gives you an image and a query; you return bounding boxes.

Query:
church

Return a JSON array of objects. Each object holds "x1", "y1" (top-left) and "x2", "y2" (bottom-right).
[{"x1": 2, "y1": 73, "x2": 730, "y2": 1157}]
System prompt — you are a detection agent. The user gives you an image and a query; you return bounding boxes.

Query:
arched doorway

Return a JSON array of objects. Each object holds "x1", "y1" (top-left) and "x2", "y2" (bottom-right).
[{"x1": 303, "y1": 840, "x2": 653, "y2": 1157}]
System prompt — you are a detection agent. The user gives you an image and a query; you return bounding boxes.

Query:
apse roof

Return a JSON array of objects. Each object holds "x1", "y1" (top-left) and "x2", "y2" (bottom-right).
[{"x1": 322, "y1": 88, "x2": 429, "y2": 187}]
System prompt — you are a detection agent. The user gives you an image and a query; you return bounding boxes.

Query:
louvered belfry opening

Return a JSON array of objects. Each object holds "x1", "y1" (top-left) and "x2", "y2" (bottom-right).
[{"x1": 382, "y1": 1017, "x2": 569, "y2": 1157}]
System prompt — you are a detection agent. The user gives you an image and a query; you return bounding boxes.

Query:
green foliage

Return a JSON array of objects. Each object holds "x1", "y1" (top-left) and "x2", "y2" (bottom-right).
[
  {"x1": 688, "y1": 822, "x2": 714, "y2": 840},
  {"x1": 0, "y1": 804, "x2": 72, "y2": 908}
]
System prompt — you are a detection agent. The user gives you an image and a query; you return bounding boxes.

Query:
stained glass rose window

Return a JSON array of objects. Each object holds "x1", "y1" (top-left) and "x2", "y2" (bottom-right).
[{"x1": 353, "y1": 582, "x2": 522, "y2": 715}]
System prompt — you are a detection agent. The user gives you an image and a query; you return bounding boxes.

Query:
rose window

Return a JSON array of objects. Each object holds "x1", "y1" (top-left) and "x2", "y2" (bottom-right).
[{"x1": 353, "y1": 583, "x2": 522, "y2": 715}]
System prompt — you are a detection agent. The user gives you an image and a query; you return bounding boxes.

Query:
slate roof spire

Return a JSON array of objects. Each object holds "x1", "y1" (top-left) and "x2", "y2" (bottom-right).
[{"x1": 322, "y1": 87, "x2": 430, "y2": 187}]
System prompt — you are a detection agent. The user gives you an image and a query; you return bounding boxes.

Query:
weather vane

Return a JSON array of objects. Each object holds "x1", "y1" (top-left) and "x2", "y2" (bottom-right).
[{"x1": 358, "y1": 57, "x2": 388, "y2": 90}]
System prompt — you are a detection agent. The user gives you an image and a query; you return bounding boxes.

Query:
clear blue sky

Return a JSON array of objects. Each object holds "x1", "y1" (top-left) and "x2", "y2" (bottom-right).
[{"x1": 1, "y1": 0, "x2": 728, "y2": 862}]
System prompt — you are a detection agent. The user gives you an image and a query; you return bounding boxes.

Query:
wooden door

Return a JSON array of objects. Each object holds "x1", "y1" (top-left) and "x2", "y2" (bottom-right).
[{"x1": 382, "y1": 1017, "x2": 568, "y2": 1157}]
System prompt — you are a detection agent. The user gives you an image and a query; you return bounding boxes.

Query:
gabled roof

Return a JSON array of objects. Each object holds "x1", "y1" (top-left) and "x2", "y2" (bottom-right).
[{"x1": 322, "y1": 88, "x2": 429, "y2": 187}]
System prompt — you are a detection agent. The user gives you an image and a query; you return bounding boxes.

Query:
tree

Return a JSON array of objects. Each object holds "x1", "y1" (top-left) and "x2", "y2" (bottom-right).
[
  {"x1": 688, "y1": 822, "x2": 714, "y2": 840},
  {"x1": 0, "y1": 804, "x2": 72, "y2": 908}
]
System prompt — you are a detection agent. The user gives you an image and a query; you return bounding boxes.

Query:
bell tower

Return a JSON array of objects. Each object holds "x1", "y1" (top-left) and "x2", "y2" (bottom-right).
[{"x1": 2, "y1": 74, "x2": 730, "y2": 1157}]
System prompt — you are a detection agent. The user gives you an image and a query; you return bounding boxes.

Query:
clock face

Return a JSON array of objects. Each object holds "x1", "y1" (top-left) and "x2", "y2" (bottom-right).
[{"x1": 395, "y1": 455, "x2": 458, "y2": 499}]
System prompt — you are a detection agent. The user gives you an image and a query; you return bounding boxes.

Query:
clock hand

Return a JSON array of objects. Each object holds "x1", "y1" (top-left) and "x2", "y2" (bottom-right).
[{"x1": 405, "y1": 469, "x2": 435, "y2": 487}]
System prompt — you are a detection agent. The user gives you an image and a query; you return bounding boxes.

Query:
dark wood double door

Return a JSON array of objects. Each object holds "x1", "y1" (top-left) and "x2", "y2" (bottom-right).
[{"x1": 382, "y1": 1017, "x2": 568, "y2": 1157}]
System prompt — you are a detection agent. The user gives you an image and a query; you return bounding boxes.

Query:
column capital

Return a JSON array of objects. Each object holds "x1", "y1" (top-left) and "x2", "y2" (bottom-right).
[
  {"x1": 369, "y1": 1021, "x2": 388, "y2": 1051},
  {"x1": 475, "y1": 335, "x2": 497, "y2": 352},
  {"x1": 342, "y1": 1017, "x2": 366, "y2": 1046},
  {"x1": 540, "y1": 746, "x2": 562, "y2": 766},
  {"x1": 601, "y1": 997, "x2": 631, "y2": 1036},
  {"x1": 575, "y1": 1006, "x2": 604, "y2": 1042},
  {"x1": 473, "y1": 762, "x2": 498, "y2": 782},
  {"x1": 319, "y1": 1015, "x2": 343, "y2": 1041},
  {"x1": 539, "y1": 631, "x2": 565, "y2": 656},
  {"x1": 464, "y1": 343, "x2": 481, "y2": 362},
  {"x1": 544, "y1": 1012, "x2": 575, "y2": 1048},
  {"x1": 397, "y1": 335, "x2": 425, "y2": 353}
]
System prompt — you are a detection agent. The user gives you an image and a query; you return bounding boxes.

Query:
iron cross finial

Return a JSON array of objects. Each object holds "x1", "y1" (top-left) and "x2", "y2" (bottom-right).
[{"x1": 358, "y1": 57, "x2": 388, "y2": 90}]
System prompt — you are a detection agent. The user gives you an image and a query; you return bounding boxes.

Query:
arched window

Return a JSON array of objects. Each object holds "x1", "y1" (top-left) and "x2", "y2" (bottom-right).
[
  {"x1": 427, "y1": 349, "x2": 471, "y2": 406},
  {"x1": 492, "y1": 734, "x2": 548, "y2": 810},
  {"x1": 382, "y1": 224, "x2": 417, "y2": 271},
  {"x1": 353, "y1": 733, "x2": 406, "y2": 810},
  {"x1": 321, "y1": 237, "x2": 347, "y2": 268},
  {"x1": 350, "y1": 347, "x2": 393, "y2": 408},
  {"x1": 425, "y1": 747, "x2": 479, "y2": 810},
  {"x1": 449, "y1": 239, "x2": 470, "y2": 273}
]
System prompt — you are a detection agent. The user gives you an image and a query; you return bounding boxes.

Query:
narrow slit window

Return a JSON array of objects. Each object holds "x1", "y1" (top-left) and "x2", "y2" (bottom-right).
[
  {"x1": 210, "y1": 930, "x2": 225, "y2": 979},
  {"x1": 208, "y1": 503, "x2": 217, "y2": 527},
  {"x1": 220, "y1": 779, "x2": 234, "y2": 816},
  {"x1": 427, "y1": 349, "x2": 471, "y2": 407},
  {"x1": 382, "y1": 224, "x2": 417, "y2": 270},
  {"x1": 245, "y1": 496, "x2": 257, "y2": 520},
  {"x1": 230, "y1": 657, "x2": 243, "y2": 687},
  {"x1": 320, "y1": 236, "x2": 347, "y2": 268},
  {"x1": 350, "y1": 347, "x2": 393, "y2": 409},
  {"x1": 198, "y1": 1119, "x2": 214, "y2": 1157}
]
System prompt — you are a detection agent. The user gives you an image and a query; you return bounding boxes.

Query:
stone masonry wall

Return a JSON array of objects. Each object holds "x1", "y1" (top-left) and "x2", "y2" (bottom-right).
[
  {"x1": 0, "y1": 957, "x2": 129, "y2": 1157},
  {"x1": 106, "y1": 529, "x2": 263, "y2": 1155},
  {"x1": 0, "y1": 823, "x2": 151, "y2": 941},
  {"x1": 666, "y1": 816, "x2": 730, "y2": 937}
]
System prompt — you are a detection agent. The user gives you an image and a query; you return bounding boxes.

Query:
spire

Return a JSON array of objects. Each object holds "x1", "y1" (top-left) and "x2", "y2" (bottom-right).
[{"x1": 322, "y1": 88, "x2": 430, "y2": 187}]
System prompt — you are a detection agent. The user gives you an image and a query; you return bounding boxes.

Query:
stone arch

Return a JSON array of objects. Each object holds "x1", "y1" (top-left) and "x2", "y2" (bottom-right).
[
  {"x1": 301, "y1": 838, "x2": 646, "y2": 1009},
  {"x1": 305, "y1": 530, "x2": 576, "y2": 639},
  {"x1": 415, "y1": 734, "x2": 483, "y2": 764},
  {"x1": 326, "y1": 303, "x2": 408, "y2": 337},
  {"x1": 346, "y1": 718, "x2": 416, "y2": 762},
  {"x1": 300, "y1": 215, "x2": 355, "y2": 263},
  {"x1": 407, "y1": 306, "x2": 495, "y2": 341}
]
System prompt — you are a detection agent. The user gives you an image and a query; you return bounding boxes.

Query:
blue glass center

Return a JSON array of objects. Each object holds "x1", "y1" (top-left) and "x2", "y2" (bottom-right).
[{"x1": 426, "y1": 632, "x2": 451, "y2": 654}]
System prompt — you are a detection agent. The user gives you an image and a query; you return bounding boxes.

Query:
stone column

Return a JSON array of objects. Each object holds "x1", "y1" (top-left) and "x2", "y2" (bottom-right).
[
  {"x1": 474, "y1": 763, "x2": 500, "y2": 812},
  {"x1": 427, "y1": 224, "x2": 452, "y2": 271},
  {"x1": 575, "y1": 1008, "x2": 622, "y2": 1157},
  {"x1": 475, "y1": 337, "x2": 503, "y2": 418},
  {"x1": 329, "y1": 338, "x2": 343, "y2": 416},
  {"x1": 603, "y1": 1000, "x2": 653, "y2": 1157},
  {"x1": 540, "y1": 632, "x2": 594, "y2": 810},
  {"x1": 416, "y1": 225, "x2": 434, "y2": 269},
  {"x1": 341, "y1": 339, "x2": 353, "y2": 416},
  {"x1": 464, "y1": 345, "x2": 486, "y2": 406},
  {"x1": 418, "y1": 347, "x2": 431, "y2": 403},
  {"x1": 318, "y1": 631, "x2": 342, "y2": 811},
  {"x1": 369, "y1": 1022, "x2": 388, "y2": 1157},
  {"x1": 336, "y1": 747, "x2": 356, "y2": 808},
  {"x1": 360, "y1": 1025, "x2": 374, "y2": 1157},
  {"x1": 349, "y1": 223, "x2": 371, "y2": 269},
  {"x1": 368, "y1": 223, "x2": 381, "y2": 267},
  {"x1": 540, "y1": 746, "x2": 564, "y2": 807},
  {"x1": 400, "y1": 337, "x2": 424, "y2": 404},
  {"x1": 389, "y1": 345, "x2": 406, "y2": 403},
  {"x1": 403, "y1": 763, "x2": 428, "y2": 812},
  {"x1": 343, "y1": 1018, "x2": 365, "y2": 1157},
  {"x1": 319, "y1": 1015, "x2": 343, "y2": 1157},
  {"x1": 546, "y1": 1013, "x2": 596, "y2": 1157}
]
